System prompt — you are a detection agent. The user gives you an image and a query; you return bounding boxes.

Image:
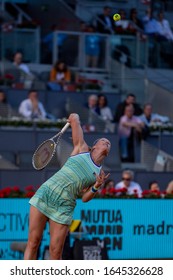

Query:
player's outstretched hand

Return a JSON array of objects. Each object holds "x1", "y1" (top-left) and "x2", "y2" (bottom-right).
[{"x1": 94, "y1": 169, "x2": 110, "y2": 189}]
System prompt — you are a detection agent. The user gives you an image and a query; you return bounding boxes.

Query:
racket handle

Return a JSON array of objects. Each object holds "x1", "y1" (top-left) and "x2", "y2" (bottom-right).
[{"x1": 61, "y1": 122, "x2": 70, "y2": 133}]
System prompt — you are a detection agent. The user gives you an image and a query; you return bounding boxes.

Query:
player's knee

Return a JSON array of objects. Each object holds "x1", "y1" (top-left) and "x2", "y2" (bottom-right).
[
  {"x1": 49, "y1": 243, "x2": 62, "y2": 260},
  {"x1": 27, "y1": 235, "x2": 41, "y2": 251}
]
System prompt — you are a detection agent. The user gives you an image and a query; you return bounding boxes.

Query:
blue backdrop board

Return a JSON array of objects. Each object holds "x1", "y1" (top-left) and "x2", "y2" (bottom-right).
[{"x1": 0, "y1": 199, "x2": 173, "y2": 260}]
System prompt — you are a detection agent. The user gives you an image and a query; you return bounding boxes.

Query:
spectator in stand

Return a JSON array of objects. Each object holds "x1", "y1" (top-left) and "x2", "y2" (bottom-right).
[
  {"x1": 115, "y1": 169, "x2": 142, "y2": 198},
  {"x1": 114, "y1": 93, "x2": 143, "y2": 123},
  {"x1": 142, "y1": 8, "x2": 158, "y2": 36},
  {"x1": 18, "y1": 90, "x2": 47, "y2": 120},
  {"x1": 96, "y1": 94, "x2": 114, "y2": 132},
  {"x1": 149, "y1": 180, "x2": 160, "y2": 192},
  {"x1": 156, "y1": 11, "x2": 173, "y2": 41},
  {"x1": 13, "y1": 52, "x2": 35, "y2": 87},
  {"x1": 114, "y1": 9, "x2": 130, "y2": 33},
  {"x1": 96, "y1": 6, "x2": 114, "y2": 34},
  {"x1": 42, "y1": 24, "x2": 67, "y2": 63},
  {"x1": 47, "y1": 61, "x2": 71, "y2": 91},
  {"x1": 118, "y1": 104, "x2": 145, "y2": 162},
  {"x1": 85, "y1": 94, "x2": 98, "y2": 114},
  {"x1": 83, "y1": 94, "x2": 99, "y2": 131},
  {"x1": 142, "y1": 8, "x2": 160, "y2": 66},
  {"x1": 166, "y1": 180, "x2": 173, "y2": 195},
  {"x1": 139, "y1": 103, "x2": 170, "y2": 127},
  {"x1": 129, "y1": 8, "x2": 144, "y2": 31},
  {"x1": 85, "y1": 25, "x2": 101, "y2": 68},
  {"x1": 0, "y1": 90, "x2": 18, "y2": 118},
  {"x1": 13, "y1": 52, "x2": 30, "y2": 75}
]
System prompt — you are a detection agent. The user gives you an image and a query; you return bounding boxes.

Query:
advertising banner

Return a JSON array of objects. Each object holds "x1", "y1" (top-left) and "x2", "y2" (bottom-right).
[{"x1": 0, "y1": 199, "x2": 173, "y2": 259}]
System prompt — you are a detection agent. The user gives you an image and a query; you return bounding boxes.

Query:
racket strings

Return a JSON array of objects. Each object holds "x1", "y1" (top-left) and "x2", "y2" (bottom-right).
[{"x1": 32, "y1": 140, "x2": 56, "y2": 170}]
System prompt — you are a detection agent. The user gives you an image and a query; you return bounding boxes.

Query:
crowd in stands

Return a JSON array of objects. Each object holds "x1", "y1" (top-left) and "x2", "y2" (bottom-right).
[
  {"x1": 77, "y1": 6, "x2": 173, "y2": 67},
  {"x1": 0, "y1": 87, "x2": 171, "y2": 163},
  {"x1": 1, "y1": 168, "x2": 173, "y2": 199},
  {"x1": 38, "y1": 5, "x2": 173, "y2": 67},
  {"x1": 100, "y1": 169, "x2": 173, "y2": 198},
  {"x1": 93, "y1": 5, "x2": 173, "y2": 40},
  {"x1": 115, "y1": 94, "x2": 170, "y2": 162}
]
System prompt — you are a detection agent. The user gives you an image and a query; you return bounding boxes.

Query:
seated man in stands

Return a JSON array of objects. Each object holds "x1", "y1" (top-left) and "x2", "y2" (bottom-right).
[
  {"x1": 18, "y1": 90, "x2": 47, "y2": 120},
  {"x1": 13, "y1": 52, "x2": 35, "y2": 88},
  {"x1": 139, "y1": 103, "x2": 170, "y2": 127},
  {"x1": 118, "y1": 104, "x2": 145, "y2": 162},
  {"x1": 114, "y1": 93, "x2": 143, "y2": 123},
  {"x1": 115, "y1": 169, "x2": 142, "y2": 198},
  {"x1": 85, "y1": 94, "x2": 98, "y2": 114}
]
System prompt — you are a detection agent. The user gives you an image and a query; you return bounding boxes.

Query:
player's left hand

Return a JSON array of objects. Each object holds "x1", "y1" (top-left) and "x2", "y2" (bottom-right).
[{"x1": 94, "y1": 169, "x2": 110, "y2": 189}]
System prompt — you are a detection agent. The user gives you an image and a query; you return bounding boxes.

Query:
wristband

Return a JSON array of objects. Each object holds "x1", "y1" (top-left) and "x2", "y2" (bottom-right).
[{"x1": 91, "y1": 186, "x2": 99, "y2": 193}]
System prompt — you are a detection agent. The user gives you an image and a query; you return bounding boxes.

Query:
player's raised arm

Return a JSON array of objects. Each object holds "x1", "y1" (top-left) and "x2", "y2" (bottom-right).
[{"x1": 68, "y1": 113, "x2": 89, "y2": 155}]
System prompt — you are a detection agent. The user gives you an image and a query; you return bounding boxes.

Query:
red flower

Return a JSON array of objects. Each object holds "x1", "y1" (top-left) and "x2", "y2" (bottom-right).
[
  {"x1": 100, "y1": 189, "x2": 107, "y2": 195},
  {"x1": 4, "y1": 73, "x2": 14, "y2": 80},
  {"x1": 2, "y1": 187, "x2": 12, "y2": 196},
  {"x1": 25, "y1": 185, "x2": 34, "y2": 191},
  {"x1": 151, "y1": 190, "x2": 161, "y2": 196},
  {"x1": 12, "y1": 186, "x2": 20, "y2": 192},
  {"x1": 119, "y1": 187, "x2": 127, "y2": 193},
  {"x1": 0, "y1": 191, "x2": 4, "y2": 198},
  {"x1": 142, "y1": 190, "x2": 150, "y2": 195},
  {"x1": 25, "y1": 191, "x2": 35, "y2": 198}
]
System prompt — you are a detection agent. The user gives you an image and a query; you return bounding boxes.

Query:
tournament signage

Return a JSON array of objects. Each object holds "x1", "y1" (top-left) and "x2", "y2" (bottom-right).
[{"x1": 0, "y1": 199, "x2": 173, "y2": 259}]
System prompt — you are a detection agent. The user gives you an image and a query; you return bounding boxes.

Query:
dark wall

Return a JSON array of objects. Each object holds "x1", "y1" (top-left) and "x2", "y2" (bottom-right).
[
  {"x1": 147, "y1": 135, "x2": 173, "y2": 156},
  {"x1": 27, "y1": 0, "x2": 80, "y2": 33},
  {"x1": 0, "y1": 169, "x2": 172, "y2": 192},
  {"x1": 0, "y1": 129, "x2": 120, "y2": 170}
]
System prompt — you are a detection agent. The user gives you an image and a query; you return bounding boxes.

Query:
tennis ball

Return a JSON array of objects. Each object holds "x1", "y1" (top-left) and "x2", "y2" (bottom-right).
[{"x1": 113, "y1": 13, "x2": 121, "y2": 21}]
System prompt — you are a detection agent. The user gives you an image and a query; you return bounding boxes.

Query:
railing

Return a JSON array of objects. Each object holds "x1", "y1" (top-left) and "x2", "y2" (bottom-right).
[
  {"x1": 0, "y1": 27, "x2": 40, "y2": 64},
  {"x1": 49, "y1": 30, "x2": 148, "y2": 71},
  {"x1": 10, "y1": 2, "x2": 32, "y2": 23}
]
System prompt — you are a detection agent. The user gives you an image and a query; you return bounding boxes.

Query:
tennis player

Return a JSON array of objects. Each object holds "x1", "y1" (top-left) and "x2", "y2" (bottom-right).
[{"x1": 24, "y1": 113, "x2": 111, "y2": 260}]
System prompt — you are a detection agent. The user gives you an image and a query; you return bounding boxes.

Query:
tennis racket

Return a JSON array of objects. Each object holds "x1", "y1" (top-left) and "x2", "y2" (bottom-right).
[{"x1": 32, "y1": 122, "x2": 70, "y2": 170}]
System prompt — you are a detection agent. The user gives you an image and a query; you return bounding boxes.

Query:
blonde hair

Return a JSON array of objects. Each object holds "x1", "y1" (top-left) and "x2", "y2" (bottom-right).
[{"x1": 166, "y1": 180, "x2": 173, "y2": 194}]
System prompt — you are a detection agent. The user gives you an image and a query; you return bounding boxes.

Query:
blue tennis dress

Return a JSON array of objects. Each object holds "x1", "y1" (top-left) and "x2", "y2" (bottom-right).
[{"x1": 29, "y1": 152, "x2": 102, "y2": 225}]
